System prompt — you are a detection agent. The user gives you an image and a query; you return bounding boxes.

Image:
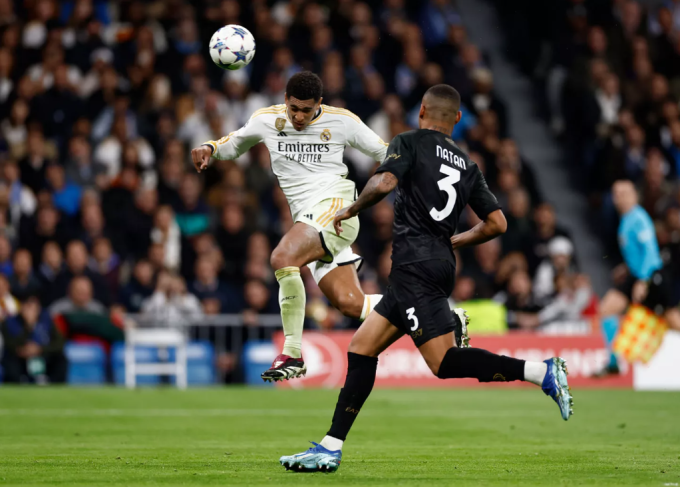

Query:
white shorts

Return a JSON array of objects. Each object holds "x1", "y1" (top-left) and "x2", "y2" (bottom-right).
[
  {"x1": 307, "y1": 246, "x2": 364, "y2": 284},
  {"x1": 296, "y1": 197, "x2": 363, "y2": 284}
]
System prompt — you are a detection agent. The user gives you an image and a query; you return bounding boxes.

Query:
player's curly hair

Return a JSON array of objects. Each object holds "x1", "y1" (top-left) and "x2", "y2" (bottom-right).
[{"x1": 286, "y1": 71, "x2": 323, "y2": 101}]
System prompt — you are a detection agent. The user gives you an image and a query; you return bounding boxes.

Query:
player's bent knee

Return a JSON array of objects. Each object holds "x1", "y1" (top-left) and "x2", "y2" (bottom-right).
[
  {"x1": 335, "y1": 292, "x2": 363, "y2": 319},
  {"x1": 270, "y1": 246, "x2": 291, "y2": 271},
  {"x1": 348, "y1": 335, "x2": 379, "y2": 357}
]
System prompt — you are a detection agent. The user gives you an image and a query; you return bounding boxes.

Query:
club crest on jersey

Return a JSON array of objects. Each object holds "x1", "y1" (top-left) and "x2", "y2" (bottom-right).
[
  {"x1": 275, "y1": 118, "x2": 286, "y2": 131},
  {"x1": 320, "y1": 129, "x2": 332, "y2": 142}
]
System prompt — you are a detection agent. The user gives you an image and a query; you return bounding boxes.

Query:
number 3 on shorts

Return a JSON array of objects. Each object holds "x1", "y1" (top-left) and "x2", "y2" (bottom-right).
[{"x1": 406, "y1": 307, "x2": 419, "y2": 331}]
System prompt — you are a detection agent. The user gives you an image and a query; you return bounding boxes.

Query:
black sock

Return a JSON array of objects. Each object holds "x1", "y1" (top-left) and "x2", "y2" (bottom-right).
[
  {"x1": 437, "y1": 347, "x2": 525, "y2": 382},
  {"x1": 327, "y1": 352, "x2": 378, "y2": 441}
]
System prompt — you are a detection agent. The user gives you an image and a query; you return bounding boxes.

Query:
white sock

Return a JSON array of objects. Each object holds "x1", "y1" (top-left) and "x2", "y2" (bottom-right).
[
  {"x1": 524, "y1": 361, "x2": 548, "y2": 386},
  {"x1": 320, "y1": 435, "x2": 343, "y2": 452},
  {"x1": 360, "y1": 294, "x2": 383, "y2": 321}
]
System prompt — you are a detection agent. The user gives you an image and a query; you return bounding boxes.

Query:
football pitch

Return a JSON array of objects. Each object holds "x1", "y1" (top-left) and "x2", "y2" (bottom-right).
[{"x1": 0, "y1": 388, "x2": 678, "y2": 486}]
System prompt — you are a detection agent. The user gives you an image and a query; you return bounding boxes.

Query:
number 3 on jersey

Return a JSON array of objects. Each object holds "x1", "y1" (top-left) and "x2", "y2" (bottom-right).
[
  {"x1": 430, "y1": 164, "x2": 461, "y2": 221},
  {"x1": 406, "y1": 307, "x2": 419, "y2": 331}
]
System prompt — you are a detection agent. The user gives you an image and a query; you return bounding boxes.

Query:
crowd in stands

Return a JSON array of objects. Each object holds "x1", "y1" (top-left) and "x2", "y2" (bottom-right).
[
  {"x1": 0, "y1": 0, "x2": 598, "y2": 383},
  {"x1": 494, "y1": 0, "x2": 680, "y2": 305}
]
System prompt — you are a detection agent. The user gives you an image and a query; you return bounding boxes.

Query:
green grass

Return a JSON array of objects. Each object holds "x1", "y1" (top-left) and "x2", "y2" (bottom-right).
[{"x1": 0, "y1": 387, "x2": 678, "y2": 486}]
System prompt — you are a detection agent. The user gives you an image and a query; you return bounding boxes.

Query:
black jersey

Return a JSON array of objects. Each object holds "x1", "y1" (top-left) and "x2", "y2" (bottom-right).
[{"x1": 375, "y1": 129, "x2": 500, "y2": 266}]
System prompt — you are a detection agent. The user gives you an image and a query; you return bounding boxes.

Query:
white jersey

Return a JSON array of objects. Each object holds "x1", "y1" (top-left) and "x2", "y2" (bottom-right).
[{"x1": 204, "y1": 104, "x2": 388, "y2": 220}]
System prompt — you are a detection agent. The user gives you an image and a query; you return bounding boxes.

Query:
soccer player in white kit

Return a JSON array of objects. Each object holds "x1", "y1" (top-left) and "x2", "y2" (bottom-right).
[{"x1": 191, "y1": 72, "x2": 387, "y2": 381}]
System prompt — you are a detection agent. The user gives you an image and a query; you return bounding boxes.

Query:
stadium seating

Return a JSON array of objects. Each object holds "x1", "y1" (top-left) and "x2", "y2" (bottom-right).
[
  {"x1": 242, "y1": 341, "x2": 278, "y2": 387},
  {"x1": 65, "y1": 342, "x2": 107, "y2": 385}
]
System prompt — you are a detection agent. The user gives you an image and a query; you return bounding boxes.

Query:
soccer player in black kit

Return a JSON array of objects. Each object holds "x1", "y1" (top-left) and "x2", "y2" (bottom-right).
[{"x1": 279, "y1": 85, "x2": 573, "y2": 473}]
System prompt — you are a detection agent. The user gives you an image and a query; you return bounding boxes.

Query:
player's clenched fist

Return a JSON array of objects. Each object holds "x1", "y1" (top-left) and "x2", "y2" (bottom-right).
[{"x1": 191, "y1": 145, "x2": 212, "y2": 173}]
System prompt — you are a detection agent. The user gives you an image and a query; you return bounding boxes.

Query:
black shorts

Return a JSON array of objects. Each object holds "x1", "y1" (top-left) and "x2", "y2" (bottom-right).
[
  {"x1": 615, "y1": 267, "x2": 675, "y2": 313},
  {"x1": 374, "y1": 259, "x2": 456, "y2": 347}
]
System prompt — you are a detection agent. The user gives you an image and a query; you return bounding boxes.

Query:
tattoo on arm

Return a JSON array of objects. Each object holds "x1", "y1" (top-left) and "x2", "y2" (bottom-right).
[{"x1": 349, "y1": 172, "x2": 398, "y2": 215}]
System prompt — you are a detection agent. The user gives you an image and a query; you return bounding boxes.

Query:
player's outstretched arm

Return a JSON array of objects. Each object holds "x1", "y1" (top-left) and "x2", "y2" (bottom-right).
[
  {"x1": 191, "y1": 115, "x2": 264, "y2": 172},
  {"x1": 333, "y1": 172, "x2": 398, "y2": 235},
  {"x1": 450, "y1": 209, "x2": 507, "y2": 250}
]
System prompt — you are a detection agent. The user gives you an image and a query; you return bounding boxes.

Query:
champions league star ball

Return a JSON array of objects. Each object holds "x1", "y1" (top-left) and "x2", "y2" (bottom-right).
[{"x1": 209, "y1": 25, "x2": 256, "y2": 71}]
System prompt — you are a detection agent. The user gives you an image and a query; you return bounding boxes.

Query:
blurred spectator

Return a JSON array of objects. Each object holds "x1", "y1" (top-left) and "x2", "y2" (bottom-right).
[
  {"x1": 515, "y1": 275, "x2": 593, "y2": 331},
  {"x1": 175, "y1": 173, "x2": 210, "y2": 237},
  {"x1": 118, "y1": 259, "x2": 154, "y2": 313},
  {"x1": 524, "y1": 203, "x2": 573, "y2": 274},
  {"x1": 464, "y1": 239, "x2": 502, "y2": 298},
  {"x1": 78, "y1": 202, "x2": 109, "y2": 249},
  {"x1": 18, "y1": 131, "x2": 52, "y2": 194},
  {"x1": 502, "y1": 187, "x2": 532, "y2": 253},
  {"x1": 495, "y1": 270, "x2": 541, "y2": 329},
  {"x1": 0, "y1": 233, "x2": 12, "y2": 275},
  {"x1": 3, "y1": 159, "x2": 37, "y2": 228},
  {"x1": 32, "y1": 63, "x2": 83, "y2": 140},
  {"x1": 50, "y1": 240, "x2": 109, "y2": 306},
  {"x1": 93, "y1": 113, "x2": 154, "y2": 179},
  {"x1": 1, "y1": 98, "x2": 29, "y2": 155},
  {"x1": 0, "y1": 272, "x2": 19, "y2": 320},
  {"x1": 150, "y1": 205, "x2": 181, "y2": 272},
  {"x1": 125, "y1": 187, "x2": 157, "y2": 259},
  {"x1": 215, "y1": 204, "x2": 250, "y2": 281},
  {"x1": 190, "y1": 256, "x2": 230, "y2": 312},
  {"x1": 242, "y1": 279, "x2": 277, "y2": 327},
  {"x1": 64, "y1": 135, "x2": 105, "y2": 188},
  {"x1": 88, "y1": 237, "x2": 120, "y2": 299},
  {"x1": 36, "y1": 240, "x2": 62, "y2": 295},
  {"x1": 1, "y1": 296, "x2": 66, "y2": 384},
  {"x1": 533, "y1": 237, "x2": 578, "y2": 305},
  {"x1": 140, "y1": 271, "x2": 202, "y2": 326},
  {"x1": 8, "y1": 248, "x2": 42, "y2": 301},
  {"x1": 45, "y1": 162, "x2": 82, "y2": 217},
  {"x1": 49, "y1": 275, "x2": 106, "y2": 315},
  {"x1": 462, "y1": 68, "x2": 508, "y2": 137},
  {"x1": 20, "y1": 206, "x2": 68, "y2": 262}
]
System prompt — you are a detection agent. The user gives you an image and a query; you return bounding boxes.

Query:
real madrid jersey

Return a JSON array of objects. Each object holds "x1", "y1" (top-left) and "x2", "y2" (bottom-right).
[{"x1": 204, "y1": 104, "x2": 388, "y2": 220}]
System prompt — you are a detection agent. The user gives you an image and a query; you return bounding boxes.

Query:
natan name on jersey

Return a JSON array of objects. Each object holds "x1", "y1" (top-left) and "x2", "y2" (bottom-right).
[
  {"x1": 436, "y1": 144, "x2": 467, "y2": 170},
  {"x1": 278, "y1": 141, "x2": 331, "y2": 163}
]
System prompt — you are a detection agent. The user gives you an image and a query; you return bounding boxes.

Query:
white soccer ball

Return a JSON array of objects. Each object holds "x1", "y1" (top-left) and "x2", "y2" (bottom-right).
[{"x1": 209, "y1": 25, "x2": 256, "y2": 71}]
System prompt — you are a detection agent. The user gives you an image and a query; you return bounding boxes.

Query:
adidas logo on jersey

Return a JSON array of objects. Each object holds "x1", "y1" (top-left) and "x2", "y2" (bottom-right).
[
  {"x1": 277, "y1": 131, "x2": 287, "y2": 137},
  {"x1": 304, "y1": 214, "x2": 313, "y2": 220}
]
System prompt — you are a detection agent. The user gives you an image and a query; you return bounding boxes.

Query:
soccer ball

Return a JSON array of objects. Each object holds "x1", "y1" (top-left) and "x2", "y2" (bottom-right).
[{"x1": 209, "y1": 25, "x2": 256, "y2": 71}]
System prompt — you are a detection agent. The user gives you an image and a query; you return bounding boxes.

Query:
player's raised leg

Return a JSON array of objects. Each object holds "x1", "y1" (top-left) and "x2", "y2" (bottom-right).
[
  {"x1": 418, "y1": 330, "x2": 573, "y2": 421},
  {"x1": 317, "y1": 261, "x2": 382, "y2": 321},
  {"x1": 279, "y1": 311, "x2": 403, "y2": 472},
  {"x1": 263, "y1": 222, "x2": 327, "y2": 382}
]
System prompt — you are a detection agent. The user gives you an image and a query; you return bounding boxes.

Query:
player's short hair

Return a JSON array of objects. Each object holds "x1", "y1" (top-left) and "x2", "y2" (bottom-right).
[
  {"x1": 423, "y1": 84, "x2": 461, "y2": 121},
  {"x1": 286, "y1": 71, "x2": 323, "y2": 102}
]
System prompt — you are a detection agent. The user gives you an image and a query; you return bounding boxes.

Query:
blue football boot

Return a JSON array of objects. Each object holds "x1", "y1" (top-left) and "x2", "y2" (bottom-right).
[
  {"x1": 280, "y1": 442, "x2": 342, "y2": 473},
  {"x1": 542, "y1": 357, "x2": 574, "y2": 421}
]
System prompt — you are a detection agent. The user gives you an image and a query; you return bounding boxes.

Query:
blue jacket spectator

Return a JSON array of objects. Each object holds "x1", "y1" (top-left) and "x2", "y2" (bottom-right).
[
  {"x1": 1, "y1": 297, "x2": 67, "y2": 384},
  {"x1": 46, "y1": 164, "x2": 82, "y2": 217}
]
